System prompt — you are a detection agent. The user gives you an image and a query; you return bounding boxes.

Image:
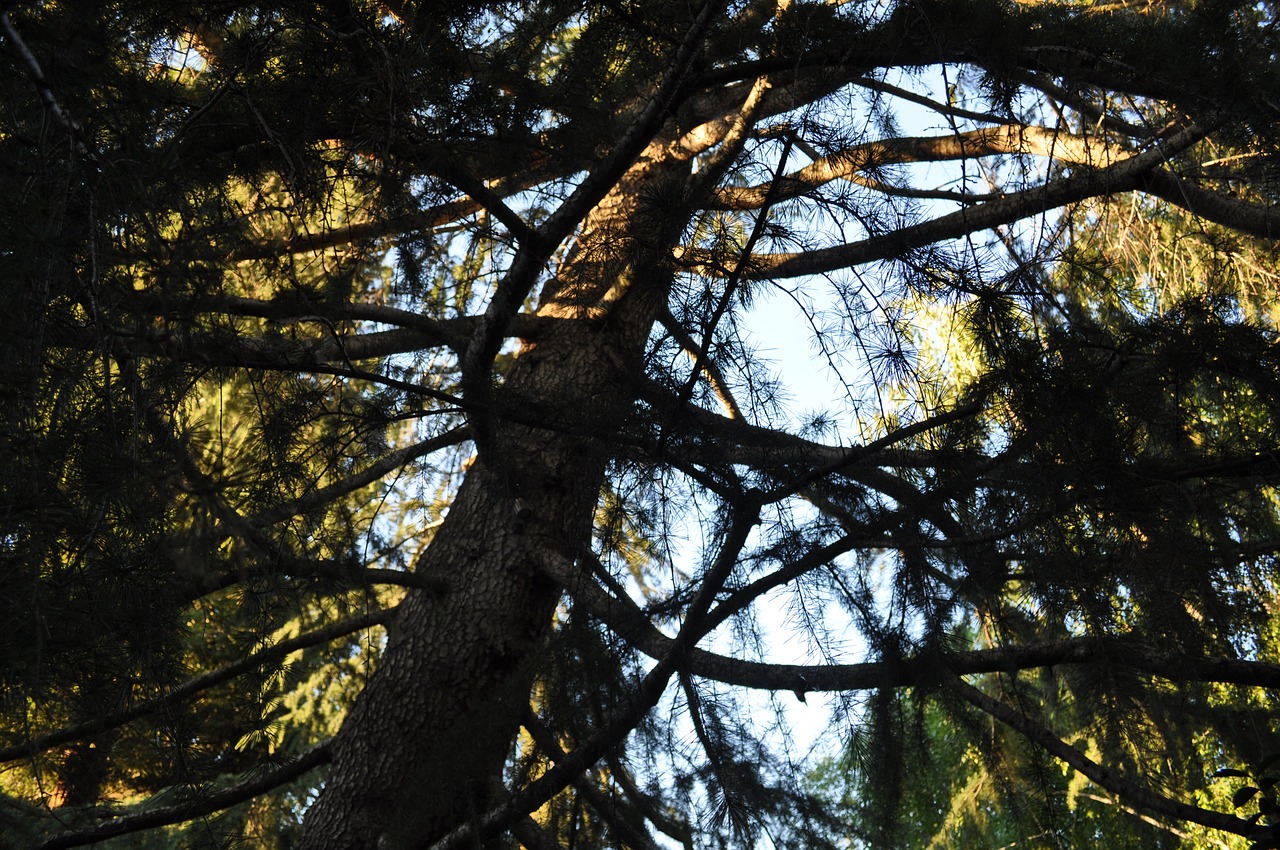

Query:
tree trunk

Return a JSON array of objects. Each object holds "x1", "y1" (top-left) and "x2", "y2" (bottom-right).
[{"x1": 299, "y1": 144, "x2": 688, "y2": 850}]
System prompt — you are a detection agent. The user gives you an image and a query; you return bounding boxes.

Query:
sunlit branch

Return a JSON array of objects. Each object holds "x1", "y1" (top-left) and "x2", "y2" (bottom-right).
[
  {"x1": 137, "y1": 394, "x2": 446, "y2": 602},
  {"x1": 59, "y1": 323, "x2": 466, "y2": 386},
  {"x1": 177, "y1": 115, "x2": 575, "y2": 258},
  {"x1": 710, "y1": 124, "x2": 1133, "y2": 212},
  {"x1": 171, "y1": 326, "x2": 458, "y2": 368},
  {"x1": 35, "y1": 741, "x2": 332, "y2": 850},
  {"x1": 657, "y1": 306, "x2": 744, "y2": 420},
  {"x1": 0, "y1": 611, "x2": 388, "y2": 764},
  {"x1": 687, "y1": 73, "x2": 775, "y2": 189},
  {"x1": 1074, "y1": 0, "x2": 1167, "y2": 15},
  {"x1": 122, "y1": 293, "x2": 587, "y2": 360},
  {"x1": 135, "y1": 386, "x2": 325, "y2": 576},
  {"x1": 944, "y1": 674, "x2": 1253, "y2": 838},
  {"x1": 697, "y1": 122, "x2": 1207, "y2": 279},
  {"x1": 206, "y1": 358, "x2": 465, "y2": 406},
  {"x1": 224, "y1": 206, "x2": 479, "y2": 262},
  {"x1": 213, "y1": 159, "x2": 567, "y2": 262},
  {"x1": 1075, "y1": 792, "x2": 1207, "y2": 847},
  {"x1": 675, "y1": 54, "x2": 901, "y2": 166}
]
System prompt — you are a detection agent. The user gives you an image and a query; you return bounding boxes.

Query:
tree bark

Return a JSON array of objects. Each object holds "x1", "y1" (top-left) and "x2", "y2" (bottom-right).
[{"x1": 299, "y1": 144, "x2": 690, "y2": 850}]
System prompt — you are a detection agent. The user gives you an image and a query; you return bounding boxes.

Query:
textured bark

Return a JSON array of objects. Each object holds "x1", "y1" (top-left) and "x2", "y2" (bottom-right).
[
  {"x1": 299, "y1": 146, "x2": 689, "y2": 850},
  {"x1": 298, "y1": 460, "x2": 595, "y2": 849}
]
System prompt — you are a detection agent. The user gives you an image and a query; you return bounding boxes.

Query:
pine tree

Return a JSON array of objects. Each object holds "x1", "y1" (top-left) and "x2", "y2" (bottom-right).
[{"x1": 3, "y1": 1, "x2": 1280, "y2": 848}]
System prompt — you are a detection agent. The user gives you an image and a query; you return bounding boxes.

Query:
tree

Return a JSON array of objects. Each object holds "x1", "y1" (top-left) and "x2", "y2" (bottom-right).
[{"x1": 3, "y1": 0, "x2": 1280, "y2": 847}]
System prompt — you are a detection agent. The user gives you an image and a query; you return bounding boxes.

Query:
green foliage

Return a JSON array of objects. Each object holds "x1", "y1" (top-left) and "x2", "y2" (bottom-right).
[
  {"x1": 1215, "y1": 753, "x2": 1280, "y2": 850},
  {"x1": 3, "y1": 0, "x2": 1280, "y2": 847}
]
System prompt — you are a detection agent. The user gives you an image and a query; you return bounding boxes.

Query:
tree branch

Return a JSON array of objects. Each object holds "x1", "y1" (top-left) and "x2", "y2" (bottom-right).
[
  {"x1": 1141, "y1": 168, "x2": 1280, "y2": 239},
  {"x1": 35, "y1": 741, "x2": 332, "y2": 850},
  {"x1": 249, "y1": 426, "x2": 471, "y2": 528},
  {"x1": 547, "y1": 548, "x2": 1280, "y2": 702},
  {"x1": 710, "y1": 125, "x2": 1131, "y2": 211},
  {"x1": 944, "y1": 674, "x2": 1253, "y2": 838},
  {"x1": 0, "y1": 612, "x2": 387, "y2": 763},
  {"x1": 124, "y1": 292, "x2": 468, "y2": 344},
  {"x1": 522, "y1": 713, "x2": 665, "y2": 850},
  {"x1": 1, "y1": 9, "x2": 96, "y2": 161},
  {"x1": 682, "y1": 123, "x2": 1208, "y2": 279},
  {"x1": 657, "y1": 306, "x2": 744, "y2": 420}
]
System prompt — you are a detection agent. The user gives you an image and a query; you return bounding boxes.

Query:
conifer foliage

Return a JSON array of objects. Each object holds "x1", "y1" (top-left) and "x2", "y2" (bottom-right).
[{"x1": 3, "y1": 0, "x2": 1280, "y2": 847}]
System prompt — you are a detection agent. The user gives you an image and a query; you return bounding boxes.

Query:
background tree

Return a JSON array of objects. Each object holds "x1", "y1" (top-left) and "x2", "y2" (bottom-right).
[{"x1": 3, "y1": 0, "x2": 1280, "y2": 848}]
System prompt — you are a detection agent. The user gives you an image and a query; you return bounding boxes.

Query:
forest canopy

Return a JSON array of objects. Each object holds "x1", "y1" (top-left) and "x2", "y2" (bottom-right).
[{"x1": 3, "y1": 0, "x2": 1280, "y2": 848}]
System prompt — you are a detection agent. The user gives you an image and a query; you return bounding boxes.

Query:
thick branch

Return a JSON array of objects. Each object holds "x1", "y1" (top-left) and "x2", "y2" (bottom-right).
[
  {"x1": 122, "y1": 293, "x2": 578, "y2": 352},
  {"x1": 205, "y1": 144, "x2": 570, "y2": 263},
  {"x1": 657, "y1": 306, "x2": 743, "y2": 420},
  {"x1": 548, "y1": 549, "x2": 1280, "y2": 699},
  {"x1": 1141, "y1": 168, "x2": 1280, "y2": 239},
  {"x1": 129, "y1": 291, "x2": 462, "y2": 337},
  {"x1": 683, "y1": 123, "x2": 1208, "y2": 279},
  {"x1": 1, "y1": 10, "x2": 95, "y2": 160},
  {"x1": 187, "y1": 561, "x2": 447, "y2": 604},
  {"x1": 711, "y1": 125, "x2": 1129, "y2": 211}
]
